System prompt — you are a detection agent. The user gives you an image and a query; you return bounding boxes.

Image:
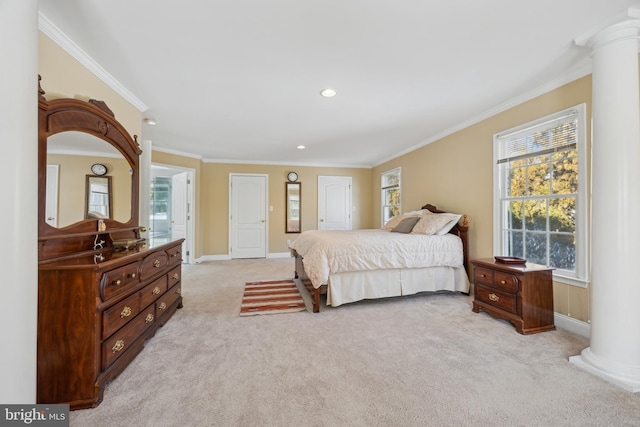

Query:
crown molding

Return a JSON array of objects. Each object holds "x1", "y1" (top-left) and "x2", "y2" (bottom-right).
[
  {"x1": 151, "y1": 145, "x2": 203, "y2": 160},
  {"x1": 372, "y1": 60, "x2": 593, "y2": 168},
  {"x1": 38, "y1": 12, "x2": 148, "y2": 112},
  {"x1": 202, "y1": 157, "x2": 370, "y2": 168}
]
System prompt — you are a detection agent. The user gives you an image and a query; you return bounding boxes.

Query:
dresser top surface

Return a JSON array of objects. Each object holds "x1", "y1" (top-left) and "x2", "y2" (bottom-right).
[
  {"x1": 471, "y1": 258, "x2": 554, "y2": 273},
  {"x1": 39, "y1": 239, "x2": 184, "y2": 270}
]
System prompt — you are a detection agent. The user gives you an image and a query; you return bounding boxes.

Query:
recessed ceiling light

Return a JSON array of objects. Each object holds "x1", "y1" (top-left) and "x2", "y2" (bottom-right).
[
  {"x1": 297, "y1": 145, "x2": 306, "y2": 150},
  {"x1": 144, "y1": 118, "x2": 157, "y2": 126},
  {"x1": 320, "y1": 88, "x2": 336, "y2": 98}
]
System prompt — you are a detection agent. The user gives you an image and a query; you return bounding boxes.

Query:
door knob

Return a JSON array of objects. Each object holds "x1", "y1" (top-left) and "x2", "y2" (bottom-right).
[
  {"x1": 261, "y1": 219, "x2": 265, "y2": 223},
  {"x1": 320, "y1": 219, "x2": 324, "y2": 222}
]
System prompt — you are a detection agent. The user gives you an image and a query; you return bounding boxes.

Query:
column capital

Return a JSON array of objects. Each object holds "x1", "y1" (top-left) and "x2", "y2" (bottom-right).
[{"x1": 574, "y1": 8, "x2": 640, "y2": 51}]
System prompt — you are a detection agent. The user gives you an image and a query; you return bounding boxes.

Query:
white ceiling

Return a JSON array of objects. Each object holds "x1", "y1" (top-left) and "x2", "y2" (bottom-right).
[{"x1": 38, "y1": 1, "x2": 640, "y2": 167}]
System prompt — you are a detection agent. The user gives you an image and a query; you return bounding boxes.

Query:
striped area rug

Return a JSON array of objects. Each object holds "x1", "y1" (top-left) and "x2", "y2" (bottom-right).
[{"x1": 239, "y1": 279, "x2": 307, "y2": 316}]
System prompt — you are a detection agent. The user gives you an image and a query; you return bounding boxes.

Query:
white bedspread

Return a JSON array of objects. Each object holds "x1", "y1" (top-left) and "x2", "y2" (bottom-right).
[{"x1": 289, "y1": 229, "x2": 464, "y2": 289}]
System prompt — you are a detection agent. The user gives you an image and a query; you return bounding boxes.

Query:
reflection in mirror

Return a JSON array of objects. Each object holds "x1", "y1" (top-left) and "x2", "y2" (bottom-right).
[
  {"x1": 47, "y1": 131, "x2": 132, "y2": 228},
  {"x1": 286, "y1": 182, "x2": 301, "y2": 233},
  {"x1": 85, "y1": 176, "x2": 112, "y2": 219}
]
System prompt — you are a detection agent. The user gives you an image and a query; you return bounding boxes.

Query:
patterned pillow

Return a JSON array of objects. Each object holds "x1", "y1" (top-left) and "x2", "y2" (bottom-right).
[
  {"x1": 434, "y1": 213, "x2": 462, "y2": 235},
  {"x1": 411, "y1": 214, "x2": 454, "y2": 235}
]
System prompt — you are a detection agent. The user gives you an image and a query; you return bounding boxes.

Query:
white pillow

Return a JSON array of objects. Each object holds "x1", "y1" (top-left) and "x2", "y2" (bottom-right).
[{"x1": 434, "y1": 213, "x2": 462, "y2": 235}]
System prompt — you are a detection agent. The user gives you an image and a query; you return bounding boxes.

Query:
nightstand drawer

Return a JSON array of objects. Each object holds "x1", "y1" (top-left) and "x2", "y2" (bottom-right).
[
  {"x1": 474, "y1": 266, "x2": 494, "y2": 286},
  {"x1": 492, "y1": 271, "x2": 519, "y2": 293},
  {"x1": 475, "y1": 285, "x2": 516, "y2": 314}
]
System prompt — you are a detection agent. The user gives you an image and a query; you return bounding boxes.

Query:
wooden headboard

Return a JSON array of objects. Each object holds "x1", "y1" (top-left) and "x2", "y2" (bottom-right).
[{"x1": 422, "y1": 204, "x2": 469, "y2": 277}]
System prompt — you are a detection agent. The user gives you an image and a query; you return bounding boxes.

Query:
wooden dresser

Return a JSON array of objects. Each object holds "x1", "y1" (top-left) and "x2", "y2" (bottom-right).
[
  {"x1": 36, "y1": 78, "x2": 185, "y2": 409},
  {"x1": 38, "y1": 240, "x2": 184, "y2": 409},
  {"x1": 471, "y1": 258, "x2": 555, "y2": 334}
]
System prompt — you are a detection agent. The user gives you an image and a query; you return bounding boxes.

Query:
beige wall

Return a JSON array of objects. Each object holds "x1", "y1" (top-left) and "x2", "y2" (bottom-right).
[
  {"x1": 200, "y1": 163, "x2": 372, "y2": 256},
  {"x1": 39, "y1": 33, "x2": 142, "y2": 137},
  {"x1": 372, "y1": 76, "x2": 593, "y2": 323}
]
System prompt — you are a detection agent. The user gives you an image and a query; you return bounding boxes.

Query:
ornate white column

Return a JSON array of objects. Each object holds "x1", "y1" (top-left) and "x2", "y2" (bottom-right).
[
  {"x1": 0, "y1": 0, "x2": 39, "y2": 403},
  {"x1": 570, "y1": 13, "x2": 640, "y2": 392}
]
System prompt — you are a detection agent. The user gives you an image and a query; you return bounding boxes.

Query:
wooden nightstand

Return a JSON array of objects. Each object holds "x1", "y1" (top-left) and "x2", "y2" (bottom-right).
[{"x1": 471, "y1": 258, "x2": 555, "y2": 334}]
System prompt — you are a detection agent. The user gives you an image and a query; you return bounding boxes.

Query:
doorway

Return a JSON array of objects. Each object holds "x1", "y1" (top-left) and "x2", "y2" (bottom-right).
[{"x1": 149, "y1": 164, "x2": 195, "y2": 264}]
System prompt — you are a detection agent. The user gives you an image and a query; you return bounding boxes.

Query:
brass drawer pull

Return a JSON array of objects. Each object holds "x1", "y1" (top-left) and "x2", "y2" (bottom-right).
[
  {"x1": 159, "y1": 302, "x2": 167, "y2": 311},
  {"x1": 175, "y1": 288, "x2": 181, "y2": 295},
  {"x1": 172, "y1": 273, "x2": 179, "y2": 281},
  {"x1": 480, "y1": 273, "x2": 486, "y2": 278},
  {"x1": 129, "y1": 273, "x2": 136, "y2": 279},
  {"x1": 120, "y1": 306, "x2": 132, "y2": 318},
  {"x1": 153, "y1": 259, "x2": 161, "y2": 268},
  {"x1": 112, "y1": 340, "x2": 125, "y2": 353},
  {"x1": 113, "y1": 279, "x2": 122, "y2": 286},
  {"x1": 145, "y1": 313, "x2": 154, "y2": 323},
  {"x1": 500, "y1": 280, "x2": 506, "y2": 285},
  {"x1": 152, "y1": 286, "x2": 161, "y2": 295},
  {"x1": 172, "y1": 252, "x2": 179, "y2": 258},
  {"x1": 489, "y1": 293, "x2": 500, "y2": 302}
]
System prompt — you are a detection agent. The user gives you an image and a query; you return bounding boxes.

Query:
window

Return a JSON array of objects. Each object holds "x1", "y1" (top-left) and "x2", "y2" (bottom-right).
[
  {"x1": 494, "y1": 104, "x2": 588, "y2": 286},
  {"x1": 381, "y1": 167, "x2": 401, "y2": 226}
]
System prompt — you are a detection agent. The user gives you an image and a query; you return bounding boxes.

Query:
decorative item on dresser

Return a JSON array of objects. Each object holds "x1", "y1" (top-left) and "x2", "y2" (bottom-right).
[
  {"x1": 471, "y1": 258, "x2": 555, "y2": 334},
  {"x1": 36, "y1": 76, "x2": 184, "y2": 409}
]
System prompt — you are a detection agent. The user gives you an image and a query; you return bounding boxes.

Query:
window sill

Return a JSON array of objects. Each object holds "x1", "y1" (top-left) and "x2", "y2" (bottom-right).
[{"x1": 552, "y1": 273, "x2": 589, "y2": 288}]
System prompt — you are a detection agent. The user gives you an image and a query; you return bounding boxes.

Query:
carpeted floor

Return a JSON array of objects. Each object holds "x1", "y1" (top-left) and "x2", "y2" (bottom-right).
[{"x1": 70, "y1": 258, "x2": 640, "y2": 427}]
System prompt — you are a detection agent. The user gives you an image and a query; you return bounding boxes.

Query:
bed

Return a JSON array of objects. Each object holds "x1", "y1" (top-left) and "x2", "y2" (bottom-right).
[{"x1": 290, "y1": 204, "x2": 470, "y2": 312}]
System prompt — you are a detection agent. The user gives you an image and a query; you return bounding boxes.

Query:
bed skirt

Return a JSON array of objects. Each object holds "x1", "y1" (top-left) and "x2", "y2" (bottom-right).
[{"x1": 326, "y1": 266, "x2": 470, "y2": 307}]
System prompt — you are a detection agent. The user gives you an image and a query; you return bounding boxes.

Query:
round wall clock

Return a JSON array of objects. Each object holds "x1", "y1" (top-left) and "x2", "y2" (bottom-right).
[
  {"x1": 287, "y1": 171, "x2": 298, "y2": 182},
  {"x1": 91, "y1": 163, "x2": 108, "y2": 176}
]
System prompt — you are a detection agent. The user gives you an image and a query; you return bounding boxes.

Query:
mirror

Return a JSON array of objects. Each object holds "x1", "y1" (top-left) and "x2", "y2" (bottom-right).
[
  {"x1": 38, "y1": 89, "x2": 142, "y2": 244},
  {"x1": 46, "y1": 131, "x2": 133, "y2": 228},
  {"x1": 286, "y1": 182, "x2": 301, "y2": 233},
  {"x1": 85, "y1": 175, "x2": 112, "y2": 219}
]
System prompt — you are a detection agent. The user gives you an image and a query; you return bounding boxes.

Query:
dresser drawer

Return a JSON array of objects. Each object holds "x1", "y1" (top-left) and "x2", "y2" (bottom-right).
[
  {"x1": 168, "y1": 266, "x2": 181, "y2": 288},
  {"x1": 166, "y1": 246, "x2": 182, "y2": 265},
  {"x1": 157, "y1": 283, "x2": 182, "y2": 316},
  {"x1": 102, "y1": 292, "x2": 141, "y2": 339},
  {"x1": 475, "y1": 285, "x2": 516, "y2": 314},
  {"x1": 102, "y1": 306, "x2": 156, "y2": 370},
  {"x1": 101, "y1": 262, "x2": 141, "y2": 300},
  {"x1": 139, "y1": 250, "x2": 169, "y2": 281},
  {"x1": 140, "y1": 276, "x2": 168, "y2": 309}
]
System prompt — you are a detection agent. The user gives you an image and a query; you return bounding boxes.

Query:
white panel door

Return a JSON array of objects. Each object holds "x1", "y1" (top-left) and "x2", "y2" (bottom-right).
[
  {"x1": 45, "y1": 164, "x2": 59, "y2": 227},
  {"x1": 230, "y1": 174, "x2": 267, "y2": 258},
  {"x1": 171, "y1": 172, "x2": 189, "y2": 262},
  {"x1": 318, "y1": 176, "x2": 352, "y2": 230}
]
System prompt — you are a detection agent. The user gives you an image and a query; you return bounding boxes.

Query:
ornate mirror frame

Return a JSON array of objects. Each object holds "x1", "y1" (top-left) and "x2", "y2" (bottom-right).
[{"x1": 38, "y1": 76, "x2": 142, "y2": 257}]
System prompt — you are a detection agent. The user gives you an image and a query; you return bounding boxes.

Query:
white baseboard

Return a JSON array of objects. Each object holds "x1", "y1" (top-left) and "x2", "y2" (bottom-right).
[
  {"x1": 195, "y1": 252, "x2": 293, "y2": 263},
  {"x1": 554, "y1": 312, "x2": 590, "y2": 338},
  {"x1": 195, "y1": 254, "x2": 230, "y2": 263}
]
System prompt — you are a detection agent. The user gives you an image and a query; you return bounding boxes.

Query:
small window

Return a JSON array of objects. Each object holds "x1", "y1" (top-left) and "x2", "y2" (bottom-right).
[
  {"x1": 381, "y1": 167, "x2": 401, "y2": 226},
  {"x1": 494, "y1": 104, "x2": 588, "y2": 286}
]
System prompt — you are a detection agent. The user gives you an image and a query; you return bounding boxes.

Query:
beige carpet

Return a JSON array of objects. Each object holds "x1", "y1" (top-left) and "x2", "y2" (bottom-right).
[{"x1": 70, "y1": 258, "x2": 640, "y2": 427}]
